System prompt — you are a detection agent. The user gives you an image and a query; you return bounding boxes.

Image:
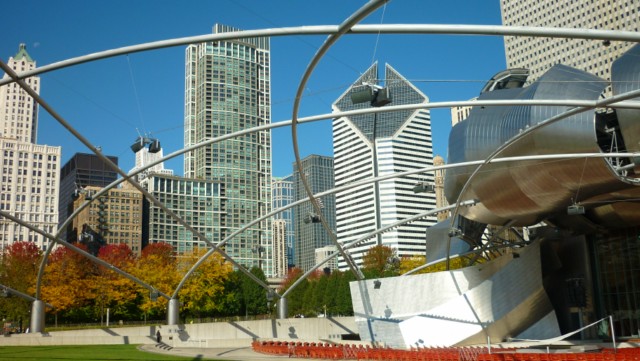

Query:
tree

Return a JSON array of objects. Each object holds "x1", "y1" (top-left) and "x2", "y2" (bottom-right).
[
  {"x1": 398, "y1": 255, "x2": 428, "y2": 275},
  {"x1": 301, "y1": 280, "x2": 317, "y2": 317},
  {"x1": 219, "y1": 270, "x2": 243, "y2": 317},
  {"x1": 0, "y1": 241, "x2": 42, "y2": 324},
  {"x1": 335, "y1": 271, "x2": 355, "y2": 316},
  {"x1": 141, "y1": 242, "x2": 174, "y2": 261},
  {"x1": 131, "y1": 242, "x2": 179, "y2": 320},
  {"x1": 98, "y1": 244, "x2": 135, "y2": 269},
  {"x1": 179, "y1": 248, "x2": 233, "y2": 318},
  {"x1": 362, "y1": 245, "x2": 399, "y2": 277},
  {"x1": 41, "y1": 245, "x2": 96, "y2": 322},
  {"x1": 312, "y1": 275, "x2": 329, "y2": 316},
  {"x1": 279, "y1": 268, "x2": 306, "y2": 317},
  {"x1": 239, "y1": 267, "x2": 268, "y2": 316},
  {"x1": 322, "y1": 271, "x2": 341, "y2": 316},
  {"x1": 95, "y1": 244, "x2": 139, "y2": 321}
]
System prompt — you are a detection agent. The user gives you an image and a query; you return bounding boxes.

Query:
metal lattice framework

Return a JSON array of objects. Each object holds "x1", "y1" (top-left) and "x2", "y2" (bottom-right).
[{"x1": 1, "y1": 0, "x2": 640, "y2": 332}]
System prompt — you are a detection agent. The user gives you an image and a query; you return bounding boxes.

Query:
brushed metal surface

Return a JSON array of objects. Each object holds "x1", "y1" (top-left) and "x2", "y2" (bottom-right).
[
  {"x1": 350, "y1": 241, "x2": 559, "y2": 348},
  {"x1": 445, "y1": 61, "x2": 640, "y2": 228}
]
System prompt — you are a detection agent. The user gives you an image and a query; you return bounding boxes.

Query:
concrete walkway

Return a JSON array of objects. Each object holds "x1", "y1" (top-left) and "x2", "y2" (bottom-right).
[{"x1": 138, "y1": 343, "x2": 314, "y2": 361}]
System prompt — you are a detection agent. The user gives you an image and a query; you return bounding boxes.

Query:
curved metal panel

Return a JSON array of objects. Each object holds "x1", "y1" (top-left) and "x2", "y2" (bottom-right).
[
  {"x1": 445, "y1": 64, "x2": 635, "y2": 227},
  {"x1": 350, "y1": 241, "x2": 558, "y2": 348},
  {"x1": 612, "y1": 43, "x2": 640, "y2": 153}
]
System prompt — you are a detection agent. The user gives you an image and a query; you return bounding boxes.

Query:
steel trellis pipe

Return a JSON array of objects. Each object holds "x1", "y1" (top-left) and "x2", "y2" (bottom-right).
[
  {"x1": 290, "y1": 0, "x2": 389, "y2": 280},
  {"x1": 2, "y1": 25, "x2": 640, "y2": 86}
]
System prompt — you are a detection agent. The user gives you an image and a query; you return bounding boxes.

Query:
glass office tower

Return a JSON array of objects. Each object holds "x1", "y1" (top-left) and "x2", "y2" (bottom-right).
[{"x1": 184, "y1": 24, "x2": 273, "y2": 275}]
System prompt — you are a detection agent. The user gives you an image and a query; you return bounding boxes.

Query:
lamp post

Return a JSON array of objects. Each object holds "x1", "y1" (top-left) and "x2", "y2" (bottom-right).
[{"x1": 351, "y1": 83, "x2": 392, "y2": 246}]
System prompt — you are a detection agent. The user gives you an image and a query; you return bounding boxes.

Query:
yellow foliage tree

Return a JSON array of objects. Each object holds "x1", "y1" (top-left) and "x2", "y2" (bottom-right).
[
  {"x1": 179, "y1": 248, "x2": 233, "y2": 317},
  {"x1": 130, "y1": 242, "x2": 179, "y2": 319}
]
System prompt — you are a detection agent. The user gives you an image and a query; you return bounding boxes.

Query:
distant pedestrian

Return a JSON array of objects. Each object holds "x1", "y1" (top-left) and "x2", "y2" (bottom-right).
[{"x1": 156, "y1": 330, "x2": 162, "y2": 343}]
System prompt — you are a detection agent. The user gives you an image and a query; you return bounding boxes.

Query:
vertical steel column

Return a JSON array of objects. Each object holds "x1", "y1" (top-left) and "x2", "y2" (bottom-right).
[
  {"x1": 167, "y1": 298, "x2": 180, "y2": 325},
  {"x1": 30, "y1": 300, "x2": 46, "y2": 333},
  {"x1": 277, "y1": 297, "x2": 288, "y2": 319}
]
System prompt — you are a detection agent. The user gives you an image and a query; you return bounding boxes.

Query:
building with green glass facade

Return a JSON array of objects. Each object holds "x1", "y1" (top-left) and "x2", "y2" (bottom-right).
[
  {"x1": 184, "y1": 24, "x2": 273, "y2": 275},
  {"x1": 142, "y1": 173, "x2": 224, "y2": 255}
]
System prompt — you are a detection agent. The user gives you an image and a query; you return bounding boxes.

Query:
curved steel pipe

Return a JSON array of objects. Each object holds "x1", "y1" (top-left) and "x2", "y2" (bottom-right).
[
  {"x1": 290, "y1": 0, "x2": 389, "y2": 280},
  {"x1": 2, "y1": 25, "x2": 639, "y2": 86}
]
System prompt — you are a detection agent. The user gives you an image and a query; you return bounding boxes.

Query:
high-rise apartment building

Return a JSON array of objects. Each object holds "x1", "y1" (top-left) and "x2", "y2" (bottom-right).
[
  {"x1": 59, "y1": 152, "x2": 119, "y2": 241},
  {"x1": 501, "y1": 0, "x2": 640, "y2": 84},
  {"x1": 184, "y1": 24, "x2": 273, "y2": 275},
  {"x1": 0, "y1": 44, "x2": 61, "y2": 251},
  {"x1": 141, "y1": 174, "x2": 224, "y2": 254},
  {"x1": 272, "y1": 175, "x2": 294, "y2": 269},
  {"x1": 71, "y1": 184, "x2": 143, "y2": 255},
  {"x1": 292, "y1": 155, "x2": 336, "y2": 272},
  {"x1": 332, "y1": 63, "x2": 436, "y2": 269},
  {"x1": 271, "y1": 219, "x2": 288, "y2": 277}
]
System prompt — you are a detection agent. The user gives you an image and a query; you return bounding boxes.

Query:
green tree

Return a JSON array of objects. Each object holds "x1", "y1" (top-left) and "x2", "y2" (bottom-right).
[
  {"x1": 312, "y1": 274, "x2": 329, "y2": 316},
  {"x1": 279, "y1": 268, "x2": 305, "y2": 318},
  {"x1": 335, "y1": 271, "x2": 355, "y2": 316},
  {"x1": 322, "y1": 271, "x2": 341, "y2": 316},
  {"x1": 301, "y1": 279, "x2": 317, "y2": 317},
  {"x1": 239, "y1": 267, "x2": 268, "y2": 316},
  {"x1": 219, "y1": 270, "x2": 243, "y2": 317}
]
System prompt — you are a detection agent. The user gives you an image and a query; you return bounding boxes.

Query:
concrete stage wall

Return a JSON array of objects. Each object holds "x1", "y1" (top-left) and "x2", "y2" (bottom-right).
[{"x1": 0, "y1": 316, "x2": 357, "y2": 347}]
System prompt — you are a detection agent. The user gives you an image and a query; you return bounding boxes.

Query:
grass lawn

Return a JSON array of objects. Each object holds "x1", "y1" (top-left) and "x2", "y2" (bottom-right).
[{"x1": 0, "y1": 344, "x2": 221, "y2": 360}]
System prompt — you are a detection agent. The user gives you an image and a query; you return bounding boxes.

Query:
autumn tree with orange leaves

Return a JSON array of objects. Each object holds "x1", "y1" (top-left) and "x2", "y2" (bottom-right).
[
  {"x1": 95, "y1": 244, "x2": 139, "y2": 321},
  {"x1": 130, "y1": 242, "x2": 180, "y2": 320},
  {"x1": 0, "y1": 242, "x2": 42, "y2": 323},
  {"x1": 41, "y1": 244, "x2": 96, "y2": 322}
]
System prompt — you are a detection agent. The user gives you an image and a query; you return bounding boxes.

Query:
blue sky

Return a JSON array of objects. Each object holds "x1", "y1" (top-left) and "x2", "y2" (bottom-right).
[{"x1": 2, "y1": 0, "x2": 505, "y2": 177}]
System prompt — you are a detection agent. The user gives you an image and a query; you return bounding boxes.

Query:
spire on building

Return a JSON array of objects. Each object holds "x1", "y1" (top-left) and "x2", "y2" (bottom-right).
[{"x1": 14, "y1": 43, "x2": 33, "y2": 62}]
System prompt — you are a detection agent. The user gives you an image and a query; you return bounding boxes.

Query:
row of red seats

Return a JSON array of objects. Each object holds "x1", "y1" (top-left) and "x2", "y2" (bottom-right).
[
  {"x1": 252, "y1": 340, "x2": 640, "y2": 361},
  {"x1": 253, "y1": 340, "x2": 494, "y2": 360},
  {"x1": 476, "y1": 349, "x2": 640, "y2": 361}
]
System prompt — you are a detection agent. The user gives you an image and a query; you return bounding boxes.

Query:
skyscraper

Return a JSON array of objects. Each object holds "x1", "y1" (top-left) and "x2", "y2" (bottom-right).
[
  {"x1": 271, "y1": 219, "x2": 288, "y2": 277},
  {"x1": 272, "y1": 175, "x2": 294, "y2": 270},
  {"x1": 141, "y1": 174, "x2": 223, "y2": 254},
  {"x1": 0, "y1": 44, "x2": 61, "y2": 251},
  {"x1": 130, "y1": 146, "x2": 173, "y2": 181},
  {"x1": 332, "y1": 63, "x2": 436, "y2": 269},
  {"x1": 184, "y1": 24, "x2": 273, "y2": 275},
  {"x1": 59, "y1": 152, "x2": 119, "y2": 241},
  {"x1": 292, "y1": 155, "x2": 335, "y2": 272},
  {"x1": 501, "y1": 0, "x2": 640, "y2": 84}
]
